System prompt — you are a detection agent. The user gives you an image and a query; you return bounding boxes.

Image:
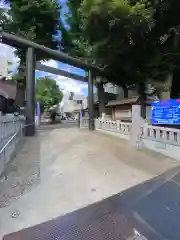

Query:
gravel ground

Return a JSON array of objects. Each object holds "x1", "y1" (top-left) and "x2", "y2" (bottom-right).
[{"x1": 0, "y1": 137, "x2": 40, "y2": 208}]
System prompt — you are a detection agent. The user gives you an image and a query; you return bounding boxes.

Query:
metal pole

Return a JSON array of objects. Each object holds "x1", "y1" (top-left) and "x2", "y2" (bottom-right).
[
  {"x1": 88, "y1": 70, "x2": 94, "y2": 130},
  {"x1": 25, "y1": 47, "x2": 36, "y2": 136}
]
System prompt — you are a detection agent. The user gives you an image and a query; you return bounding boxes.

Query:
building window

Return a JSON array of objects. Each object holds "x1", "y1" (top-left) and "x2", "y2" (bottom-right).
[{"x1": 77, "y1": 100, "x2": 82, "y2": 104}]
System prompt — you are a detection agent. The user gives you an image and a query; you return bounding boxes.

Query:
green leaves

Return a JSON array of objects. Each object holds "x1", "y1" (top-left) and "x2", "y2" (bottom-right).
[
  {"x1": 1, "y1": 0, "x2": 62, "y2": 99},
  {"x1": 35, "y1": 77, "x2": 63, "y2": 112},
  {"x1": 79, "y1": 0, "x2": 154, "y2": 84},
  {"x1": 11, "y1": 72, "x2": 26, "y2": 87},
  {"x1": 0, "y1": 8, "x2": 9, "y2": 27},
  {"x1": 3, "y1": 0, "x2": 61, "y2": 56},
  {"x1": 78, "y1": 0, "x2": 180, "y2": 89},
  {"x1": 59, "y1": 0, "x2": 92, "y2": 60}
]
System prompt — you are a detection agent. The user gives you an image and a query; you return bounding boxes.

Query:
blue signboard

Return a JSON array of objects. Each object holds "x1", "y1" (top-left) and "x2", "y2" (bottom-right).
[{"x1": 152, "y1": 99, "x2": 180, "y2": 125}]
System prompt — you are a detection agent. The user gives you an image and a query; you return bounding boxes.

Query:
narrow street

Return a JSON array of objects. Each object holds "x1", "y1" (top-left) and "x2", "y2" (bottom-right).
[{"x1": 0, "y1": 124, "x2": 178, "y2": 239}]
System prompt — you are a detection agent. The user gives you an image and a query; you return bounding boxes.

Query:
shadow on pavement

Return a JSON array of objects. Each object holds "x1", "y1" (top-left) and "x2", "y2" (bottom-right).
[
  {"x1": 38, "y1": 121, "x2": 78, "y2": 132},
  {"x1": 0, "y1": 121, "x2": 78, "y2": 208},
  {"x1": 0, "y1": 137, "x2": 40, "y2": 208},
  {"x1": 3, "y1": 166, "x2": 180, "y2": 240}
]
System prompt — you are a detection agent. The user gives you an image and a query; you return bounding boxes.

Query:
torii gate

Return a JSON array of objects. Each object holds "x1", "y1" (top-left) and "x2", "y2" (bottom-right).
[{"x1": 1, "y1": 31, "x2": 106, "y2": 136}]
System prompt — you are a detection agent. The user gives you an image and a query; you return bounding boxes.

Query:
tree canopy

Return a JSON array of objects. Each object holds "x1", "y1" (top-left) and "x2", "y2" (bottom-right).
[
  {"x1": 60, "y1": 0, "x2": 180, "y2": 97},
  {"x1": 2, "y1": 0, "x2": 180, "y2": 100},
  {"x1": 59, "y1": 0, "x2": 92, "y2": 61},
  {"x1": 4, "y1": 0, "x2": 60, "y2": 50},
  {"x1": 1, "y1": 0, "x2": 61, "y2": 105},
  {"x1": 0, "y1": 7, "x2": 8, "y2": 27},
  {"x1": 3, "y1": 0, "x2": 61, "y2": 65},
  {"x1": 36, "y1": 77, "x2": 63, "y2": 113}
]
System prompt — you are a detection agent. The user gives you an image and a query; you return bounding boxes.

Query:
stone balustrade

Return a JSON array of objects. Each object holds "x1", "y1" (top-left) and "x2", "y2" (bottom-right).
[
  {"x1": 138, "y1": 125, "x2": 180, "y2": 160},
  {"x1": 94, "y1": 118, "x2": 180, "y2": 160},
  {"x1": 96, "y1": 119, "x2": 131, "y2": 133},
  {"x1": 95, "y1": 119, "x2": 131, "y2": 140},
  {"x1": 81, "y1": 117, "x2": 180, "y2": 160},
  {"x1": 140, "y1": 125, "x2": 180, "y2": 146}
]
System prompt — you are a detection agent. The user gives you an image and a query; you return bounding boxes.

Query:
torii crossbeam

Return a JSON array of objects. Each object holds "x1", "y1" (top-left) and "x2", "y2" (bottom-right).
[{"x1": 1, "y1": 31, "x2": 105, "y2": 135}]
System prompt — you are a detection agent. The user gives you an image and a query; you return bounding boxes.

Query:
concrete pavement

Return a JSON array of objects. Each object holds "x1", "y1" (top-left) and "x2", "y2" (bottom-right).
[{"x1": 0, "y1": 125, "x2": 178, "y2": 239}]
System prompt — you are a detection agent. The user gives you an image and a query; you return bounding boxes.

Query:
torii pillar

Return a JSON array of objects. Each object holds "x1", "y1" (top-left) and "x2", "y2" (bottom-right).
[
  {"x1": 25, "y1": 47, "x2": 36, "y2": 136},
  {"x1": 88, "y1": 70, "x2": 94, "y2": 130}
]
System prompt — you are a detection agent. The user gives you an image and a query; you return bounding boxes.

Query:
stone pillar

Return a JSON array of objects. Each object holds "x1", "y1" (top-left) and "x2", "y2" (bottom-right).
[
  {"x1": 88, "y1": 70, "x2": 94, "y2": 130},
  {"x1": 130, "y1": 104, "x2": 145, "y2": 147},
  {"x1": 97, "y1": 81, "x2": 105, "y2": 117},
  {"x1": 25, "y1": 47, "x2": 36, "y2": 136}
]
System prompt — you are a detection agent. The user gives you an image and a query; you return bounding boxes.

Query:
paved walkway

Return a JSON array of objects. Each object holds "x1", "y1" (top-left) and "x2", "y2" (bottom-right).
[{"x1": 0, "y1": 124, "x2": 178, "y2": 239}]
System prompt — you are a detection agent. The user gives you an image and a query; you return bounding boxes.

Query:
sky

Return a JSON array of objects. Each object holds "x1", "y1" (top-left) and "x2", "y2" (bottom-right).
[{"x1": 0, "y1": 0, "x2": 88, "y2": 99}]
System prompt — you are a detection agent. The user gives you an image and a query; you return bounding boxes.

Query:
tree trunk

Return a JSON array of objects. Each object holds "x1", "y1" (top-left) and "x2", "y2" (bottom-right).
[
  {"x1": 15, "y1": 85, "x2": 25, "y2": 106},
  {"x1": 158, "y1": 90, "x2": 170, "y2": 100},
  {"x1": 97, "y1": 82, "x2": 105, "y2": 117},
  {"x1": 123, "y1": 85, "x2": 128, "y2": 98},
  {"x1": 171, "y1": 70, "x2": 180, "y2": 99},
  {"x1": 155, "y1": 74, "x2": 172, "y2": 100},
  {"x1": 169, "y1": 31, "x2": 179, "y2": 99},
  {"x1": 15, "y1": 60, "x2": 26, "y2": 107}
]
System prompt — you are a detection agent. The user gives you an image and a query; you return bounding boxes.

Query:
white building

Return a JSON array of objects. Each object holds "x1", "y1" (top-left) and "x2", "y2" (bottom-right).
[
  {"x1": 62, "y1": 100, "x2": 82, "y2": 119},
  {"x1": 82, "y1": 97, "x2": 88, "y2": 110},
  {"x1": 104, "y1": 83, "x2": 122, "y2": 95},
  {"x1": 72, "y1": 93, "x2": 85, "y2": 102},
  {"x1": 62, "y1": 100, "x2": 81, "y2": 113},
  {"x1": 0, "y1": 44, "x2": 14, "y2": 79}
]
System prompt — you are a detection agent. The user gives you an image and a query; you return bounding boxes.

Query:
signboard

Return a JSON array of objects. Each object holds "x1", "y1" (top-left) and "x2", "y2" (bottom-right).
[
  {"x1": 36, "y1": 102, "x2": 40, "y2": 117},
  {"x1": 152, "y1": 99, "x2": 180, "y2": 125},
  {"x1": 79, "y1": 111, "x2": 82, "y2": 120},
  {"x1": 35, "y1": 102, "x2": 41, "y2": 126}
]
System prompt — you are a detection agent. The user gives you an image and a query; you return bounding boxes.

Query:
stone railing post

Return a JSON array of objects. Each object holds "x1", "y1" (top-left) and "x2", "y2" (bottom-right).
[
  {"x1": 169, "y1": 131, "x2": 175, "y2": 142},
  {"x1": 116, "y1": 120, "x2": 120, "y2": 132},
  {"x1": 156, "y1": 129, "x2": 160, "y2": 139},
  {"x1": 177, "y1": 133, "x2": 180, "y2": 145},
  {"x1": 130, "y1": 104, "x2": 145, "y2": 147},
  {"x1": 100, "y1": 119, "x2": 102, "y2": 129},
  {"x1": 94, "y1": 119, "x2": 98, "y2": 129}
]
